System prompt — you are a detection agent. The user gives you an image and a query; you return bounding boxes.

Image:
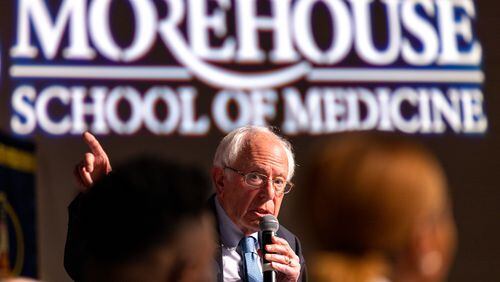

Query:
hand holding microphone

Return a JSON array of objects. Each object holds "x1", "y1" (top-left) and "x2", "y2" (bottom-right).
[{"x1": 260, "y1": 215, "x2": 301, "y2": 282}]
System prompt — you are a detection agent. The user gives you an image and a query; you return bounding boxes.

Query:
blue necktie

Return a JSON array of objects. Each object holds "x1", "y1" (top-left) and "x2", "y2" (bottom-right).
[{"x1": 239, "y1": 236, "x2": 263, "y2": 282}]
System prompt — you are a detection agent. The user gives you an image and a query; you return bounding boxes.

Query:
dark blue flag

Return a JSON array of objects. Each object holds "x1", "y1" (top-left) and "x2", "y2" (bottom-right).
[{"x1": 0, "y1": 132, "x2": 37, "y2": 278}]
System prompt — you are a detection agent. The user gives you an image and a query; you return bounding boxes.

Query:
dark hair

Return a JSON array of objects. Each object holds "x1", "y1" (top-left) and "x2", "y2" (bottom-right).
[{"x1": 79, "y1": 156, "x2": 211, "y2": 264}]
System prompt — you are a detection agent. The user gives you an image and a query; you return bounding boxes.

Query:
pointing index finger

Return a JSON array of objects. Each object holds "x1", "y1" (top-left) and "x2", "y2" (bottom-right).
[{"x1": 83, "y1": 131, "x2": 106, "y2": 157}]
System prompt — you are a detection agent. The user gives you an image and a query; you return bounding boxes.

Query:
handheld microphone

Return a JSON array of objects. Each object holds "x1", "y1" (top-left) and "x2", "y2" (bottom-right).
[{"x1": 260, "y1": 215, "x2": 279, "y2": 282}]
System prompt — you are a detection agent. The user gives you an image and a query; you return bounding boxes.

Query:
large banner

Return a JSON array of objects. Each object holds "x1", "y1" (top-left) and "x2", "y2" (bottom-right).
[
  {"x1": 0, "y1": 0, "x2": 487, "y2": 136},
  {"x1": 0, "y1": 132, "x2": 37, "y2": 278}
]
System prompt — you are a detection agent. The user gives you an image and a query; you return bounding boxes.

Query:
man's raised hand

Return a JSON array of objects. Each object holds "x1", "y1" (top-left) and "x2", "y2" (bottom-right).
[{"x1": 73, "y1": 132, "x2": 112, "y2": 192}]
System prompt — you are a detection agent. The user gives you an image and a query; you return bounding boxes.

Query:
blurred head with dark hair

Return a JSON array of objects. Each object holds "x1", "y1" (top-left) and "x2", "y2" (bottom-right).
[
  {"x1": 304, "y1": 133, "x2": 456, "y2": 282},
  {"x1": 79, "y1": 157, "x2": 214, "y2": 282}
]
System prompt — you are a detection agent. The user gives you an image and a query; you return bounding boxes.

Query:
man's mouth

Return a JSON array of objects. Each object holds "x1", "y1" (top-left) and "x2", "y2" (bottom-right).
[{"x1": 252, "y1": 208, "x2": 271, "y2": 216}]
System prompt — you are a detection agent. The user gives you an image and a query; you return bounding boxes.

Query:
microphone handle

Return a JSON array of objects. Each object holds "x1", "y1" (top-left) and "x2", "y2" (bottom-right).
[
  {"x1": 261, "y1": 230, "x2": 276, "y2": 282},
  {"x1": 264, "y1": 270, "x2": 276, "y2": 282}
]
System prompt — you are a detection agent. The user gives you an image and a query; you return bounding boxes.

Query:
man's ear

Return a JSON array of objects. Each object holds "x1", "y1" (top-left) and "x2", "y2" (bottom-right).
[
  {"x1": 408, "y1": 221, "x2": 430, "y2": 262},
  {"x1": 211, "y1": 167, "x2": 225, "y2": 196},
  {"x1": 409, "y1": 220, "x2": 442, "y2": 277}
]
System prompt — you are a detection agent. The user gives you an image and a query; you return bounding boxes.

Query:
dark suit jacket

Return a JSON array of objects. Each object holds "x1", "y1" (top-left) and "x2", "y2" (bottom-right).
[
  {"x1": 207, "y1": 195, "x2": 307, "y2": 282},
  {"x1": 64, "y1": 193, "x2": 86, "y2": 281},
  {"x1": 64, "y1": 194, "x2": 307, "y2": 281}
]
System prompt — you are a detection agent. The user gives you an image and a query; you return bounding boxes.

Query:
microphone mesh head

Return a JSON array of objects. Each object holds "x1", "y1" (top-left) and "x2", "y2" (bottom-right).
[{"x1": 259, "y1": 215, "x2": 279, "y2": 232}]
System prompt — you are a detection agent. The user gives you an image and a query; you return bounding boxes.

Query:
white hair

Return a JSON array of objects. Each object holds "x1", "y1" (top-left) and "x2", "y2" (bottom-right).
[{"x1": 213, "y1": 126, "x2": 295, "y2": 180}]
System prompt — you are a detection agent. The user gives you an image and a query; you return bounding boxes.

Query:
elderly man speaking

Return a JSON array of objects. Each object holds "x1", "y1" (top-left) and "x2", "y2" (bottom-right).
[{"x1": 65, "y1": 126, "x2": 306, "y2": 282}]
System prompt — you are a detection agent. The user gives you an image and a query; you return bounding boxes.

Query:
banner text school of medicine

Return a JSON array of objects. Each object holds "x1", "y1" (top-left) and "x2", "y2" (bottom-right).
[{"x1": 5, "y1": 0, "x2": 486, "y2": 136}]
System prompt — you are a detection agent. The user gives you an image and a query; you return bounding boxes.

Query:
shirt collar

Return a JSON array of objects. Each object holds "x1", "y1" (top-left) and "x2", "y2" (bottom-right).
[{"x1": 214, "y1": 197, "x2": 258, "y2": 249}]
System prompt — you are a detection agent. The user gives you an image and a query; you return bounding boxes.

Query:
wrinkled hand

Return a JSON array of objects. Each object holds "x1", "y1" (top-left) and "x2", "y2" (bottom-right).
[
  {"x1": 73, "y1": 132, "x2": 112, "y2": 192},
  {"x1": 264, "y1": 236, "x2": 301, "y2": 282}
]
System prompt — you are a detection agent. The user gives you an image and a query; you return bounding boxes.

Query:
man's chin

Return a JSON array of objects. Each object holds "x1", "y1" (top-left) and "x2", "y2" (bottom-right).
[
  {"x1": 240, "y1": 225, "x2": 259, "y2": 235},
  {"x1": 242, "y1": 213, "x2": 275, "y2": 233},
  {"x1": 240, "y1": 218, "x2": 261, "y2": 234}
]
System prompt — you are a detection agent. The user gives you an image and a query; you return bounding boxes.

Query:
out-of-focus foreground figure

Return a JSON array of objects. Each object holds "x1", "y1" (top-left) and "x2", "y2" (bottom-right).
[
  {"x1": 304, "y1": 133, "x2": 457, "y2": 282},
  {"x1": 66, "y1": 157, "x2": 215, "y2": 282}
]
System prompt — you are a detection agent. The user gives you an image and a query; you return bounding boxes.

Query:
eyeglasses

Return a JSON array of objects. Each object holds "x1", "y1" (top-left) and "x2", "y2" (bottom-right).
[{"x1": 224, "y1": 166, "x2": 294, "y2": 195}]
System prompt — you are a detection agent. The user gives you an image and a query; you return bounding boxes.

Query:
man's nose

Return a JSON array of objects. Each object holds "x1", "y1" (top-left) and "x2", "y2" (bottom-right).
[{"x1": 260, "y1": 179, "x2": 275, "y2": 200}]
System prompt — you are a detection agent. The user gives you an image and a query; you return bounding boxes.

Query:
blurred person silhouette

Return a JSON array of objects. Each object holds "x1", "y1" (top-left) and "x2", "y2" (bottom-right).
[
  {"x1": 303, "y1": 133, "x2": 456, "y2": 282},
  {"x1": 66, "y1": 157, "x2": 214, "y2": 282}
]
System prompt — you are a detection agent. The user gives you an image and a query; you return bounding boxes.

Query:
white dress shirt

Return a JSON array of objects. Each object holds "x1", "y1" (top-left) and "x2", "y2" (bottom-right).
[{"x1": 215, "y1": 198, "x2": 262, "y2": 282}]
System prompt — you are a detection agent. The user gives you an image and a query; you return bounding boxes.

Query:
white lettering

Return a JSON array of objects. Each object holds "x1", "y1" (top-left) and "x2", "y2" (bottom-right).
[
  {"x1": 89, "y1": 0, "x2": 157, "y2": 61},
  {"x1": 437, "y1": 0, "x2": 482, "y2": 65},
  {"x1": 178, "y1": 87, "x2": 211, "y2": 135},
  {"x1": 282, "y1": 87, "x2": 323, "y2": 134},
  {"x1": 250, "y1": 90, "x2": 278, "y2": 126},
  {"x1": 350, "y1": 0, "x2": 401, "y2": 65},
  {"x1": 71, "y1": 87, "x2": 108, "y2": 134},
  {"x1": 212, "y1": 90, "x2": 252, "y2": 132},
  {"x1": 431, "y1": 88, "x2": 462, "y2": 133},
  {"x1": 143, "y1": 87, "x2": 181, "y2": 134},
  {"x1": 188, "y1": 0, "x2": 235, "y2": 61},
  {"x1": 390, "y1": 87, "x2": 420, "y2": 133},
  {"x1": 105, "y1": 87, "x2": 143, "y2": 134},
  {"x1": 236, "y1": 0, "x2": 298, "y2": 63},
  {"x1": 294, "y1": 0, "x2": 352, "y2": 64},
  {"x1": 461, "y1": 89, "x2": 487, "y2": 133},
  {"x1": 11, "y1": 86, "x2": 37, "y2": 135},
  {"x1": 36, "y1": 86, "x2": 72, "y2": 135},
  {"x1": 11, "y1": 0, "x2": 94, "y2": 59},
  {"x1": 401, "y1": 0, "x2": 439, "y2": 65}
]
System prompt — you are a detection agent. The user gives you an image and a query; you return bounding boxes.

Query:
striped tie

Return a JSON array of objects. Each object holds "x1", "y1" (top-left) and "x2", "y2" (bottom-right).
[{"x1": 239, "y1": 236, "x2": 263, "y2": 282}]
